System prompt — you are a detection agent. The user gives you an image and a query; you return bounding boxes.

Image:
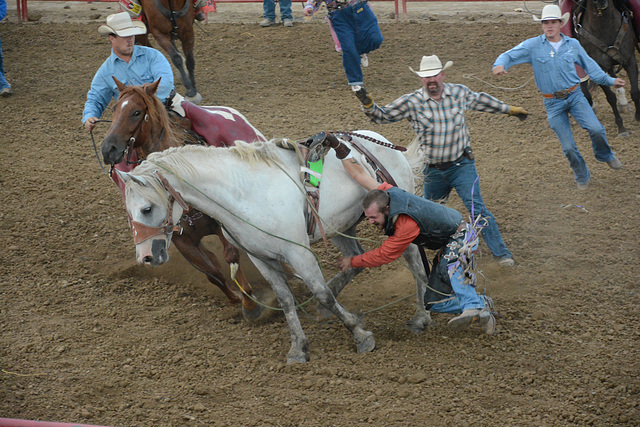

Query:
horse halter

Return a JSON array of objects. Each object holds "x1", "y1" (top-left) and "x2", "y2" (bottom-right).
[
  {"x1": 121, "y1": 98, "x2": 166, "y2": 166},
  {"x1": 129, "y1": 171, "x2": 189, "y2": 245}
]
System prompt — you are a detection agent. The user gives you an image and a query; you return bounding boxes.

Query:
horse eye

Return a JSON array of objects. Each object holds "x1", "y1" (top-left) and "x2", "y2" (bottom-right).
[
  {"x1": 133, "y1": 110, "x2": 142, "y2": 118},
  {"x1": 142, "y1": 206, "x2": 152, "y2": 215}
]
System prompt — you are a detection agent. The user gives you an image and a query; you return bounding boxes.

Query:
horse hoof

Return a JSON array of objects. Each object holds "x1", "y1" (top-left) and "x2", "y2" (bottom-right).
[
  {"x1": 186, "y1": 92, "x2": 202, "y2": 105},
  {"x1": 242, "y1": 304, "x2": 263, "y2": 322},
  {"x1": 406, "y1": 312, "x2": 436, "y2": 333},
  {"x1": 617, "y1": 131, "x2": 630, "y2": 138},
  {"x1": 286, "y1": 350, "x2": 308, "y2": 364},
  {"x1": 355, "y1": 330, "x2": 375, "y2": 354}
]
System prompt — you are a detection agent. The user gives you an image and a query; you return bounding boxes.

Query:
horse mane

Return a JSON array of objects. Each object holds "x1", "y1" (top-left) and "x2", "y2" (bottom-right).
[
  {"x1": 118, "y1": 84, "x2": 184, "y2": 150},
  {"x1": 137, "y1": 139, "x2": 284, "y2": 181}
]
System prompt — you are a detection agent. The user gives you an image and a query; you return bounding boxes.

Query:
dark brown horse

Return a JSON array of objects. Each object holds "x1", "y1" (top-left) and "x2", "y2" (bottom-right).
[
  {"x1": 573, "y1": 0, "x2": 640, "y2": 136},
  {"x1": 101, "y1": 78, "x2": 267, "y2": 320},
  {"x1": 137, "y1": 0, "x2": 202, "y2": 104}
]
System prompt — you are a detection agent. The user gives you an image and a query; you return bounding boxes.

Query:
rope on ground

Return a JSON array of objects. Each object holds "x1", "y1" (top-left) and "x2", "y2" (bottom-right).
[{"x1": 463, "y1": 73, "x2": 535, "y2": 91}]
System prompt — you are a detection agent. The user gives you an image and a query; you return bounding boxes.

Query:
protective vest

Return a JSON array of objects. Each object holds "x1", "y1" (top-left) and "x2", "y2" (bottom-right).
[{"x1": 383, "y1": 187, "x2": 463, "y2": 250}]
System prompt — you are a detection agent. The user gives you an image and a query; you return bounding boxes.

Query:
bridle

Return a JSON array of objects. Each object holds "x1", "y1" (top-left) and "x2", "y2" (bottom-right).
[
  {"x1": 121, "y1": 105, "x2": 166, "y2": 167},
  {"x1": 130, "y1": 171, "x2": 189, "y2": 245}
]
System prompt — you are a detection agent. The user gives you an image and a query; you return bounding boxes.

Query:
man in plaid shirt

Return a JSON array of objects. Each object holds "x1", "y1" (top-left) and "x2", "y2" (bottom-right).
[{"x1": 354, "y1": 55, "x2": 529, "y2": 266}]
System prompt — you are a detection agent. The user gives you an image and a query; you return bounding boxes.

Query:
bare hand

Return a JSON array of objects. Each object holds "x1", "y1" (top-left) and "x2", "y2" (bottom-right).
[
  {"x1": 493, "y1": 65, "x2": 507, "y2": 77},
  {"x1": 303, "y1": 8, "x2": 313, "y2": 16},
  {"x1": 613, "y1": 78, "x2": 625, "y2": 88},
  {"x1": 338, "y1": 257, "x2": 352, "y2": 272},
  {"x1": 84, "y1": 117, "x2": 98, "y2": 133}
]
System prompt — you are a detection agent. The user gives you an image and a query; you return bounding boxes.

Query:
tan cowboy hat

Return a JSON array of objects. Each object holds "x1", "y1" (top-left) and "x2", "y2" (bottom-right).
[
  {"x1": 533, "y1": 5, "x2": 570, "y2": 26},
  {"x1": 409, "y1": 55, "x2": 453, "y2": 78},
  {"x1": 98, "y1": 12, "x2": 147, "y2": 37}
]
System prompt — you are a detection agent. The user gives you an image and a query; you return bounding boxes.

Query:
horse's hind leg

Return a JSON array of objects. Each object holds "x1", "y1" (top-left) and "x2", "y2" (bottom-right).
[
  {"x1": 624, "y1": 60, "x2": 640, "y2": 122},
  {"x1": 580, "y1": 81, "x2": 597, "y2": 114},
  {"x1": 600, "y1": 84, "x2": 629, "y2": 137},
  {"x1": 401, "y1": 244, "x2": 435, "y2": 332}
]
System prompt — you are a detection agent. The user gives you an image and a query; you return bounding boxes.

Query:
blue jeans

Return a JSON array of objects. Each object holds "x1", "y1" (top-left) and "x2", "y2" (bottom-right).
[
  {"x1": 329, "y1": 2, "x2": 383, "y2": 86},
  {"x1": 0, "y1": 33, "x2": 9, "y2": 90},
  {"x1": 430, "y1": 269, "x2": 485, "y2": 313},
  {"x1": 544, "y1": 90, "x2": 616, "y2": 184},
  {"x1": 423, "y1": 158, "x2": 512, "y2": 259},
  {"x1": 263, "y1": 0, "x2": 292, "y2": 21}
]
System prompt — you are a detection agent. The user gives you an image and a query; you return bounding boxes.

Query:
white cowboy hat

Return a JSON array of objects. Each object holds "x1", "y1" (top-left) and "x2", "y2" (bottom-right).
[
  {"x1": 98, "y1": 12, "x2": 147, "y2": 37},
  {"x1": 409, "y1": 55, "x2": 453, "y2": 78},
  {"x1": 533, "y1": 5, "x2": 570, "y2": 26}
]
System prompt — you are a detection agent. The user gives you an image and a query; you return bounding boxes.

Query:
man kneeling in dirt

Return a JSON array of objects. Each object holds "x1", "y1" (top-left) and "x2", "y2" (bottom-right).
[{"x1": 323, "y1": 134, "x2": 496, "y2": 335}]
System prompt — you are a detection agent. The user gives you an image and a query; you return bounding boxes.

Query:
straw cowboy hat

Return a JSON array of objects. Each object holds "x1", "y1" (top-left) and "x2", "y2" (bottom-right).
[
  {"x1": 533, "y1": 5, "x2": 570, "y2": 26},
  {"x1": 409, "y1": 55, "x2": 453, "y2": 78},
  {"x1": 98, "y1": 12, "x2": 147, "y2": 37}
]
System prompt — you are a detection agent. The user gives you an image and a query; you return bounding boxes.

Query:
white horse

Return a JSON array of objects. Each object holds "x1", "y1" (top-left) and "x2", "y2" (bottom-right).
[{"x1": 118, "y1": 131, "x2": 432, "y2": 363}]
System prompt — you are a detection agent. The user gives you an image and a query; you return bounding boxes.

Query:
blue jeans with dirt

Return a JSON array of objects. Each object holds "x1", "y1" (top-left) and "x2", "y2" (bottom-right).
[
  {"x1": 329, "y1": 1, "x2": 382, "y2": 86},
  {"x1": 544, "y1": 90, "x2": 616, "y2": 185},
  {"x1": 0, "y1": 34, "x2": 10, "y2": 91},
  {"x1": 423, "y1": 157, "x2": 512, "y2": 259},
  {"x1": 263, "y1": 0, "x2": 292, "y2": 21}
]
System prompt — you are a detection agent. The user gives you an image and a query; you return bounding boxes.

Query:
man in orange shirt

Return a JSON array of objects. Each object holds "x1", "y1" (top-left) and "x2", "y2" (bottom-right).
[{"x1": 325, "y1": 134, "x2": 496, "y2": 334}]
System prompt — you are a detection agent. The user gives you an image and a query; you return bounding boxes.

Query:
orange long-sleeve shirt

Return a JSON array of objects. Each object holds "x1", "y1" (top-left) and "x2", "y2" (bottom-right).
[{"x1": 350, "y1": 183, "x2": 421, "y2": 269}]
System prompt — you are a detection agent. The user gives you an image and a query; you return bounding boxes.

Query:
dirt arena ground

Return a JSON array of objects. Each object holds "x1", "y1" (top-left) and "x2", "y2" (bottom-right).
[{"x1": 1, "y1": 1, "x2": 639, "y2": 425}]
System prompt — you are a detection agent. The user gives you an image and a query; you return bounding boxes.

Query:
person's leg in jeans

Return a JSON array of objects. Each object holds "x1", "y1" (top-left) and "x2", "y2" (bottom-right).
[
  {"x1": 278, "y1": 0, "x2": 293, "y2": 21},
  {"x1": 329, "y1": 9, "x2": 362, "y2": 86},
  {"x1": 0, "y1": 34, "x2": 10, "y2": 91},
  {"x1": 262, "y1": 0, "x2": 276, "y2": 22},
  {"x1": 568, "y1": 92, "x2": 616, "y2": 162},
  {"x1": 353, "y1": 3, "x2": 383, "y2": 56},
  {"x1": 422, "y1": 164, "x2": 452, "y2": 202},
  {"x1": 448, "y1": 159, "x2": 512, "y2": 259},
  {"x1": 545, "y1": 97, "x2": 591, "y2": 184}
]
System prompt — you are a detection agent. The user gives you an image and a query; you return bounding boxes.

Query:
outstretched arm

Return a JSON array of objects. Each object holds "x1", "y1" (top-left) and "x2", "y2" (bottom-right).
[
  {"x1": 324, "y1": 133, "x2": 379, "y2": 191},
  {"x1": 341, "y1": 157, "x2": 379, "y2": 191}
]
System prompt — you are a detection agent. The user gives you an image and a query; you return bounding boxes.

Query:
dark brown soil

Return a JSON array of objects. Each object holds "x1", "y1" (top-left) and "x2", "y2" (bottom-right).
[{"x1": 1, "y1": 6, "x2": 639, "y2": 426}]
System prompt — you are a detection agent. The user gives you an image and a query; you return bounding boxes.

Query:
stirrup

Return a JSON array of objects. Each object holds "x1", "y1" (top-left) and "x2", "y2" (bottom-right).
[{"x1": 302, "y1": 131, "x2": 331, "y2": 162}]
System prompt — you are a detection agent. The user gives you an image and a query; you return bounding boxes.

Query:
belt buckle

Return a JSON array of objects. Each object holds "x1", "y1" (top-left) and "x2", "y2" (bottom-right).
[{"x1": 553, "y1": 89, "x2": 570, "y2": 99}]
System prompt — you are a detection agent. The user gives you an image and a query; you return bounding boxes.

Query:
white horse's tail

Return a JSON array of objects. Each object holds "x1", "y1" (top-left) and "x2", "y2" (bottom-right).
[{"x1": 403, "y1": 136, "x2": 426, "y2": 195}]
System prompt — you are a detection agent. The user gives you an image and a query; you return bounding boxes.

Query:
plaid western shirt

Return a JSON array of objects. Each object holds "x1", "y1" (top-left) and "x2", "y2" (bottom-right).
[{"x1": 363, "y1": 83, "x2": 510, "y2": 164}]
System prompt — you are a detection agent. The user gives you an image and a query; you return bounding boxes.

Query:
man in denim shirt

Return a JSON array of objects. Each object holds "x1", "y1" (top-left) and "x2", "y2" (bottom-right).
[
  {"x1": 354, "y1": 55, "x2": 527, "y2": 266},
  {"x1": 493, "y1": 5, "x2": 625, "y2": 190},
  {"x1": 83, "y1": 12, "x2": 174, "y2": 133}
]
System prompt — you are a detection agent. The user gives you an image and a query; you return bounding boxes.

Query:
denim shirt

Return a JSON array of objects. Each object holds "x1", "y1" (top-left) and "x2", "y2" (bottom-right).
[
  {"x1": 82, "y1": 45, "x2": 174, "y2": 123},
  {"x1": 384, "y1": 186, "x2": 463, "y2": 249},
  {"x1": 493, "y1": 34, "x2": 615, "y2": 94}
]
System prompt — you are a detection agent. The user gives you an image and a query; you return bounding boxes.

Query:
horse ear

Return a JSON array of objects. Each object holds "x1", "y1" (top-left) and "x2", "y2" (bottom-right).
[
  {"x1": 145, "y1": 78, "x2": 161, "y2": 96},
  {"x1": 116, "y1": 170, "x2": 148, "y2": 186},
  {"x1": 113, "y1": 77, "x2": 127, "y2": 92}
]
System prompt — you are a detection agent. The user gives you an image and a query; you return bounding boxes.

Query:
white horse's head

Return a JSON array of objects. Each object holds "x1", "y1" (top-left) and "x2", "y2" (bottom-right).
[{"x1": 118, "y1": 169, "x2": 187, "y2": 266}]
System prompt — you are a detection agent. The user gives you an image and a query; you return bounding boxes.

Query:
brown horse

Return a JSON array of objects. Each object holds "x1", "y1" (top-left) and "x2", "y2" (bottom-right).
[
  {"x1": 137, "y1": 0, "x2": 202, "y2": 104},
  {"x1": 100, "y1": 78, "x2": 267, "y2": 320},
  {"x1": 572, "y1": 0, "x2": 640, "y2": 136}
]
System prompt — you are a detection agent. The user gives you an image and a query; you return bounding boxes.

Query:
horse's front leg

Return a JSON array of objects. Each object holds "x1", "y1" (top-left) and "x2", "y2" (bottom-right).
[
  {"x1": 248, "y1": 256, "x2": 309, "y2": 364},
  {"x1": 600, "y1": 84, "x2": 629, "y2": 137},
  {"x1": 151, "y1": 31, "x2": 199, "y2": 101},
  {"x1": 171, "y1": 232, "x2": 242, "y2": 305},
  {"x1": 623, "y1": 60, "x2": 640, "y2": 122},
  {"x1": 215, "y1": 228, "x2": 262, "y2": 321}
]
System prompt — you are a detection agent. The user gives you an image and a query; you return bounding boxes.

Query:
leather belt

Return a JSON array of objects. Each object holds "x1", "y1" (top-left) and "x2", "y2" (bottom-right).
[
  {"x1": 429, "y1": 154, "x2": 464, "y2": 171},
  {"x1": 542, "y1": 84, "x2": 579, "y2": 99}
]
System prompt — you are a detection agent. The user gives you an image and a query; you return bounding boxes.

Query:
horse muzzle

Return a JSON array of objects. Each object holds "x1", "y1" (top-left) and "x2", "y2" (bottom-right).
[
  {"x1": 137, "y1": 237, "x2": 171, "y2": 266},
  {"x1": 101, "y1": 134, "x2": 127, "y2": 165}
]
